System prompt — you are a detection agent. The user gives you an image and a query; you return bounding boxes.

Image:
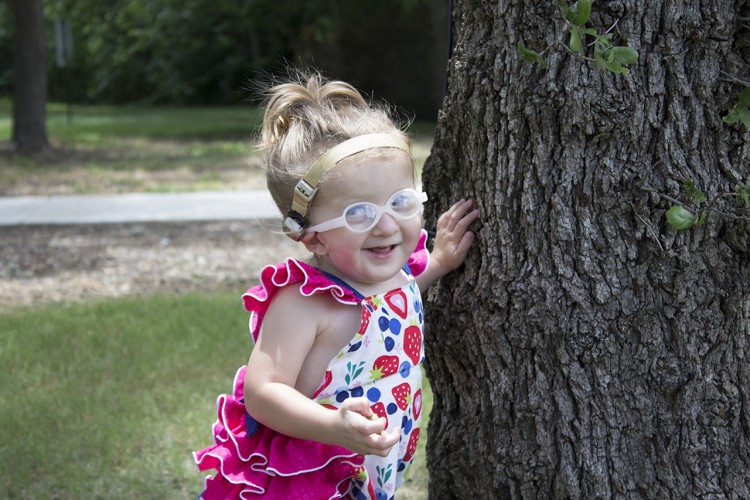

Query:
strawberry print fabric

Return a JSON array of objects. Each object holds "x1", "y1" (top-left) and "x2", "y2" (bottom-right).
[
  {"x1": 194, "y1": 231, "x2": 429, "y2": 499},
  {"x1": 314, "y1": 277, "x2": 425, "y2": 499}
]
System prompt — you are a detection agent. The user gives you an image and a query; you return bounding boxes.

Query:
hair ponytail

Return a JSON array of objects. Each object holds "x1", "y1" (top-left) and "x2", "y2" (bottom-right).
[{"x1": 258, "y1": 71, "x2": 410, "y2": 226}]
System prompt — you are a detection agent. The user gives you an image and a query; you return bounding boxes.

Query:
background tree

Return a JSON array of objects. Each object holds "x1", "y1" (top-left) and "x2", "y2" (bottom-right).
[
  {"x1": 11, "y1": 0, "x2": 48, "y2": 153},
  {"x1": 423, "y1": 0, "x2": 749, "y2": 497},
  {"x1": 290, "y1": 0, "x2": 448, "y2": 119},
  {"x1": 0, "y1": 2, "x2": 12, "y2": 94},
  {"x1": 0, "y1": 0, "x2": 448, "y2": 119}
]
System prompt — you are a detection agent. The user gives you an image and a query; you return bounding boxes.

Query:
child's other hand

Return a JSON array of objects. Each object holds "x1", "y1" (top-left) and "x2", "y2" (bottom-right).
[
  {"x1": 431, "y1": 198, "x2": 479, "y2": 276},
  {"x1": 336, "y1": 397, "x2": 401, "y2": 457}
]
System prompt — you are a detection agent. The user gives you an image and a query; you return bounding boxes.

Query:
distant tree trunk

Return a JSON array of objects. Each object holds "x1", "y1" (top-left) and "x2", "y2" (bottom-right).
[
  {"x1": 12, "y1": 0, "x2": 48, "y2": 154},
  {"x1": 423, "y1": 0, "x2": 750, "y2": 498}
]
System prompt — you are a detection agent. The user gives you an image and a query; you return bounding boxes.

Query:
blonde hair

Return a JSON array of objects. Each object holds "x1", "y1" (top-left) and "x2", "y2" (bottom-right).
[{"x1": 258, "y1": 72, "x2": 411, "y2": 220}]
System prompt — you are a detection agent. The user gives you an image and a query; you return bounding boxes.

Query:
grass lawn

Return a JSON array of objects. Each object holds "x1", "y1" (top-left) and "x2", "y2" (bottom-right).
[
  {"x1": 0, "y1": 293, "x2": 432, "y2": 497},
  {"x1": 0, "y1": 101, "x2": 435, "y2": 195},
  {"x1": 0, "y1": 102, "x2": 267, "y2": 194},
  {"x1": 0, "y1": 100, "x2": 265, "y2": 142}
]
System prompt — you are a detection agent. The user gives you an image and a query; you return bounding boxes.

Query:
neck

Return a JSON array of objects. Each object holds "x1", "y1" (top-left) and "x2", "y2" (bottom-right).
[{"x1": 308, "y1": 256, "x2": 409, "y2": 297}]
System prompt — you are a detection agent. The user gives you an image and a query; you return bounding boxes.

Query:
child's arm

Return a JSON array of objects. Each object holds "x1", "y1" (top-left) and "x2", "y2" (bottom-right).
[
  {"x1": 244, "y1": 287, "x2": 401, "y2": 456},
  {"x1": 416, "y1": 198, "x2": 479, "y2": 290}
]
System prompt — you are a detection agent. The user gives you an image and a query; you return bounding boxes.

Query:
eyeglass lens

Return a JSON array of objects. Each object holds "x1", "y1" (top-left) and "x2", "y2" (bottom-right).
[{"x1": 344, "y1": 190, "x2": 421, "y2": 231}]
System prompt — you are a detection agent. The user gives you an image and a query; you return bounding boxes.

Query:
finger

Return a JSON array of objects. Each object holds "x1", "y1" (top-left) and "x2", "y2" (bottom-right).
[
  {"x1": 451, "y1": 199, "x2": 475, "y2": 224},
  {"x1": 437, "y1": 198, "x2": 465, "y2": 226},
  {"x1": 342, "y1": 396, "x2": 373, "y2": 417},
  {"x1": 360, "y1": 416, "x2": 387, "y2": 436},
  {"x1": 453, "y1": 208, "x2": 480, "y2": 233},
  {"x1": 454, "y1": 230, "x2": 476, "y2": 257},
  {"x1": 448, "y1": 198, "x2": 467, "y2": 212},
  {"x1": 443, "y1": 199, "x2": 475, "y2": 231},
  {"x1": 369, "y1": 426, "x2": 401, "y2": 456}
]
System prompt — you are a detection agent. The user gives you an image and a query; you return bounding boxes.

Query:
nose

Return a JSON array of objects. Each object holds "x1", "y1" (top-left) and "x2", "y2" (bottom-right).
[{"x1": 372, "y1": 212, "x2": 399, "y2": 236}]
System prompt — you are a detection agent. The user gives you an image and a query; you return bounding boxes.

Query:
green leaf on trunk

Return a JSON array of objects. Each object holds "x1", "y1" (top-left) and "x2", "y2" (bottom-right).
[
  {"x1": 517, "y1": 42, "x2": 548, "y2": 67},
  {"x1": 666, "y1": 205, "x2": 696, "y2": 230},
  {"x1": 682, "y1": 179, "x2": 705, "y2": 204},
  {"x1": 613, "y1": 46, "x2": 639, "y2": 65},
  {"x1": 723, "y1": 86, "x2": 750, "y2": 129},
  {"x1": 571, "y1": 0, "x2": 592, "y2": 25},
  {"x1": 569, "y1": 27, "x2": 583, "y2": 52}
]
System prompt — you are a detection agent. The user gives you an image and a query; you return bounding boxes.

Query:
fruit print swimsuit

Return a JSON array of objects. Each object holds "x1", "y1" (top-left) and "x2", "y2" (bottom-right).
[{"x1": 194, "y1": 232, "x2": 429, "y2": 499}]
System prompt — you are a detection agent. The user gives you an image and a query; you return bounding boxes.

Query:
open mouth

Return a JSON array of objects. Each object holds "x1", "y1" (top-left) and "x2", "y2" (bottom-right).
[{"x1": 365, "y1": 244, "x2": 398, "y2": 256}]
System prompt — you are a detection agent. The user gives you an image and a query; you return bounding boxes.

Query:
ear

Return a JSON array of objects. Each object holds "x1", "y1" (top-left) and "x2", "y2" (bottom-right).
[{"x1": 300, "y1": 231, "x2": 330, "y2": 256}]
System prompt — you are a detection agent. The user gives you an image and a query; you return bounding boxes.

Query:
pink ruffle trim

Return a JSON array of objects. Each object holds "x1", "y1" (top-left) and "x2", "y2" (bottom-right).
[
  {"x1": 242, "y1": 230, "x2": 429, "y2": 343},
  {"x1": 193, "y1": 366, "x2": 365, "y2": 499}
]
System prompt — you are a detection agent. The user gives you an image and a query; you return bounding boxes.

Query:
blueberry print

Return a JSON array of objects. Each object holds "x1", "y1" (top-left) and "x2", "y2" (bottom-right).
[
  {"x1": 317, "y1": 278, "x2": 424, "y2": 497},
  {"x1": 389, "y1": 318, "x2": 401, "y2": 335},
  {"x1": 384, "y1": 336, "x2": 395, "y2": 352},
  {"x1": 377, "y1": 316, "x2": 390, "y2": 332},
  {"x1": 367, "y1": 387, "x2": 381, "y2": 402}
]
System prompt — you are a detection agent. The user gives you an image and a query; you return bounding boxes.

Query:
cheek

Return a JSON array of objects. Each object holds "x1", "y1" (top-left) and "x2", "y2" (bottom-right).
[
  {"x1": 398, "y1": 220, "x2": 423, "y2": 252},
  {"x1": 323, "y1": 233, "x2": 366, "y2": 257},
  {"x1": 405, "y1": 217, "x2": 424, "y2": 239}
]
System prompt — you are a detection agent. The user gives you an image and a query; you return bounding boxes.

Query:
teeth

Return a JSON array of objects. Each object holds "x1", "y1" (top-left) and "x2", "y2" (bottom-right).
[{"x1": 369, "y1": 245, "x2": 394, "y2": 253}]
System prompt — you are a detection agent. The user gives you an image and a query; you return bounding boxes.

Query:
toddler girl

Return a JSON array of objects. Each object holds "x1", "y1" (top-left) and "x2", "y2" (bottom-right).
[{"x1": 194, "y1": 73, "x2": 478, "y2": 499}]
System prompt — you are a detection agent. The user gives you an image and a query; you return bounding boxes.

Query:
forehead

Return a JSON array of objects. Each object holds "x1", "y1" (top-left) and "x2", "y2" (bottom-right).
[
  {"x1": 323, "y1": 149, "x2": 414, "y2": 184},
  {"x1": 310, "y1": 149, "x2": 415, "y2": 217}
]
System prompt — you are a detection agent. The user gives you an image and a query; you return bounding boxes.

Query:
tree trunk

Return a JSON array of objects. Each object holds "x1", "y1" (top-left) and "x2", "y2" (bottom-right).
[
  {"x1": 423, "y1": 0, "x2": 750, "y2": 498},
  {"x1": 12, "y1": 0, "x2": 48, "y2": 154}
]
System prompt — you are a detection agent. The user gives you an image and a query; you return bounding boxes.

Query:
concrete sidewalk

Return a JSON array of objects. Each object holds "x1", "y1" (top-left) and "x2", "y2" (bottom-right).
[{"x1": 0, "y1": 190, "x2": 282, "y2": 226}]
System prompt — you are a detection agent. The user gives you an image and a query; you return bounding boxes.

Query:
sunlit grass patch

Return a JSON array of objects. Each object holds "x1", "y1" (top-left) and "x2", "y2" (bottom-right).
[
  {"x1": 0, "y1": 292, "x2": 432, "y2": 497},
  {"x1": 45, "y1": 103, "x2": 263, "y2": 142},
  {"x1": 0, "y1": 293, "x2": 249, "y2": 497},
  {"x1": 0, "y1": 104, "x2": 434, "y2": 195}
]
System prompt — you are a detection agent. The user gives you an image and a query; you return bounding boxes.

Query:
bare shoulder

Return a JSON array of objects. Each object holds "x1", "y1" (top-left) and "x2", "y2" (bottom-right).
[
  {"x1": 253, "y1": 286, "x2": 329, "y2": 364},
  {"x1": 253, "y1": 285, "x2": 360, "y2": 394},
  {"x1": 263, "y1": 285, "x2": 359, "y2": 346},
  {"x1": 269, "y1": 285, "x2": 355, "y2": 324},
  {"x1": 268, "y1": 284, "x2": 326, "y2": 313},
  {"x1": 262, "y1": 285, "x2": 330, "y2": 335}
]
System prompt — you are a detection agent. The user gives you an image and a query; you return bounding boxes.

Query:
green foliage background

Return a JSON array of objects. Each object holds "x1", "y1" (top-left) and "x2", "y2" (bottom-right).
[{"x1": 1, "y1": 0, "x2": 448, "y2": 118}]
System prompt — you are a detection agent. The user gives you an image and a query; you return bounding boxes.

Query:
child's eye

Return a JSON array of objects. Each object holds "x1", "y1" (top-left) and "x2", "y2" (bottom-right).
[
  {"x1": 391, "y1": 192, "x2": 417, "y2": 213},
  {"x1": 345, "y1": 203, "x2": 377, "y2": 227}
]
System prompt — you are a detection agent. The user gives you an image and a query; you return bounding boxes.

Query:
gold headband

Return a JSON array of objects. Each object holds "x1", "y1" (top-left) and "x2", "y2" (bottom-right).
[{"x1": 283, "y1": 133, "x2": 411, "y2": 239}]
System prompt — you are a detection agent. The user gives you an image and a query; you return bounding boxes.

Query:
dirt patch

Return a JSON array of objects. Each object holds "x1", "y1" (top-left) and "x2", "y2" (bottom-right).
[{"x1": 0, "y1": 220, "x2": 308, "y2": 310}]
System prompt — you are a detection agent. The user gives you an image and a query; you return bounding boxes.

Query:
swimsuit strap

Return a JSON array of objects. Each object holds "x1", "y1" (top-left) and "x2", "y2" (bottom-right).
[
  {"x1": 318, "y1": 270, "x2": 366, "y2": 301},
  {"x1": 318, "y1": 263, "x2": 413, "y2": 302}
]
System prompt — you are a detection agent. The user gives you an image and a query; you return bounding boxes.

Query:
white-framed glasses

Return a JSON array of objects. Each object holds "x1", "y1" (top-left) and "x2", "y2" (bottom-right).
[{"x1": 306, "y1": 188, "x2": 428, "y2": 234}]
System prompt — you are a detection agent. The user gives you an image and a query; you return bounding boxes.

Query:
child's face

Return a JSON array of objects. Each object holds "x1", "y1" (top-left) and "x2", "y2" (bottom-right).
[{"x1": 303, "y1": 150, "x2": 422, "y2": 290}]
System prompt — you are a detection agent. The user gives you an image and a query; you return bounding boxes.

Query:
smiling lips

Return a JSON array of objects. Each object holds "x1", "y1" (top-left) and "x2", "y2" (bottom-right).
[{"x1": 366, "y1": 244, "x2": 398, "y2": 257}]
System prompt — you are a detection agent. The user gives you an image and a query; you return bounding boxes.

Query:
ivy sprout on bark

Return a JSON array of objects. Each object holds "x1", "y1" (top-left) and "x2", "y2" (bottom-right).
[
  {"x1": 665, "y1": 180, "x2": 708, "y2": 230},
  {"x1": 651, "y1": 179, "x2": 750, "y2": 231},
  {"x1": 518, "y1": 0, "x2": 639, "y2": 74},
  {"x1": 722, "y1": 86, "x2": 750, "y2": 129}
]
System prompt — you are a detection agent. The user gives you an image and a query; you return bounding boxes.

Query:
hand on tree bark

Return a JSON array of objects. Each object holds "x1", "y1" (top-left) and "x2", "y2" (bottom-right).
[{"x1": 419, "y1": 198, "x2": 479, "y2": 289}]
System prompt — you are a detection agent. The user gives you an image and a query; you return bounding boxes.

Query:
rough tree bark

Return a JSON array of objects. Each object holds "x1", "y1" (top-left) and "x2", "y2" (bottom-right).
[
  {"x1": 422, "y1": 0, "x2": 750, "y2": 498},
  {"x1": 11, "y1": 0, "x2": 48, "y2": 154}
]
